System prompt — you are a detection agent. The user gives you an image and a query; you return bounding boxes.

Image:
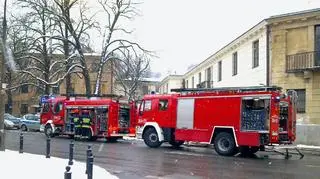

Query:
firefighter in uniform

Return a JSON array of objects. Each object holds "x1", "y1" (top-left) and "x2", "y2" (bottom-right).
[
  {"x1": 80, "y1": 110, "x2": 92, "y2": 139},
  {"x1": 72, "y1": 109, "x2": 81, "y2": 138}
]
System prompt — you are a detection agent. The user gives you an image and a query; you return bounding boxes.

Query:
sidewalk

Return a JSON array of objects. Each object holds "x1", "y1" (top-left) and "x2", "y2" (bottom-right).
[
  {"x1": 296, "y1": 144, "x2": 320, "y2": 155},
  {"x1": 0, "y1": 150, "x2": 118, "y2": 179}
]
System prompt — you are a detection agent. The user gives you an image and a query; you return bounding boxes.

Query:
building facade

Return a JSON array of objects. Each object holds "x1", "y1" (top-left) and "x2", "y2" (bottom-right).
[
  {"x1": 269, "y1": 9, "x2": 320, "y2": 124},
  {"x1": 4, "y1": 54, "x2": 113, "y2": 116},
  {"x1": 159, "y1": 8, "x2": 320, "y2": 124},
  {"x1": 159, "y1": 75, "x2": 183, "y2": 94}
]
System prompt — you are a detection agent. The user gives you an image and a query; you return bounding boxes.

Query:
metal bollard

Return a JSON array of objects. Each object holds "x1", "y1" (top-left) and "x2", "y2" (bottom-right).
[
  {"x1": 68, "y1": 140, "x2": 74, "y2": 165},
  {"x1": 85, "y1": 145, "x2": 92, "y2": 174},
  {"x1": 87, "y1": 154, "x2": 94, "y2": 179},
  {"x1": 19, "y1": 133, "x2": 23, "y2": 154},
  {"x1": 64, "y1": 166, "x2": 72, "y2": 179},
  {"x1": 46, "y1": 137, "x2": 51, "y2": 158}
]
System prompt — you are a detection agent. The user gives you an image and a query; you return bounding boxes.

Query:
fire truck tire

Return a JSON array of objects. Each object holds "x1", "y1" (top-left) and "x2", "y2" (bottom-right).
[
  {"x1": 44, "y1": 124, "x2": 54, "y2": 138},
  {"x1": 20, "y1": 124, "x2": 28, "y2": 132},
  {"x1": 143, "y1": 128, "x2": 162, "y2": 148},
  {"x1": 214, "y1": 132, "x2": 237, "y2": 156},
  {"x1": 169, "y1": 141, "x2": 184, "y2": 148}
]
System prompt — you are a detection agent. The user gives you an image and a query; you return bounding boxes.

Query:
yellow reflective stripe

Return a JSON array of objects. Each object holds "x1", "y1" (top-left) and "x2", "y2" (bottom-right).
[{"x1": 83, "y1": 118, "x2": 91, "y2": 123}]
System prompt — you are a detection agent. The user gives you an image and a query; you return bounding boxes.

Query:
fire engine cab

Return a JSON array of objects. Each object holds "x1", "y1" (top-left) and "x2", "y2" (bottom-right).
[
  {"x1": 136, "y1": 86, "x2": 297, "y2": 156},
  {"x1": 40, "y1": 94, "x2": 136, "y2": 141}
]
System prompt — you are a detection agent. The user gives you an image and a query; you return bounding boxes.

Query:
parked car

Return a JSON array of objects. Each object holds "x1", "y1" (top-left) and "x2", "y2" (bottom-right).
[
  {"x1": 4, "y1": 113, "x2": 21, "y2": 129},
  {"x1": 20, "y1": 114, "x2": 41, "y2": 131},
  {"x1": 4, "y1": 119, "x2": 15, "y2": 129}
]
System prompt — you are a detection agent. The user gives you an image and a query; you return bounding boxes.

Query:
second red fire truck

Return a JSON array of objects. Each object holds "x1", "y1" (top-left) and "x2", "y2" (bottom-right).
[
  {"x1": 40, "y1": 95, "x2": 136, "y2": 141},
  {"x1": 136, "y1": 86, "x2": 297, "y2": 156}
]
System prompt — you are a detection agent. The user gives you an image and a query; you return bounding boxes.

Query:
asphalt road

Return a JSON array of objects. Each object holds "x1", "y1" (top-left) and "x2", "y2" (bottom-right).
[{"x1": 4, "y1": 130, "x2": 320, "y2": 179}]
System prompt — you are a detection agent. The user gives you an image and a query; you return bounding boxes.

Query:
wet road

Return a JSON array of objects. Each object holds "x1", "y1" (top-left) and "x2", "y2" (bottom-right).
[{"x1": 4, "y1": 130, "x2": 320, "y2": 179}]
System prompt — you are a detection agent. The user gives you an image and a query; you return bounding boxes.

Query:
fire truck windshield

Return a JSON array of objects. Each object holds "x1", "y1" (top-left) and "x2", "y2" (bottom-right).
[{"x1": 41, "y1": 102, "x2": 50, "y2": 113}]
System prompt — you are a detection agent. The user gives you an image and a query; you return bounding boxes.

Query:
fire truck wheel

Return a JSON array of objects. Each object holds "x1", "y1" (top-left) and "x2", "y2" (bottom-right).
[
  {"x1": 169, "y1": 141, "x2": 184, "y2": 148},
  {"x1": 20, "y1": 124, "x2": 28, "y2": 132},
  {"x1": 214, "y1": 132, "x2": 237, "y2": 156},
  {"x1": 143, "y1": 128, "x2": 162, "y2": 148},
  {"x1": 44, "y1": 124, "x2": 54, "y2": 138}
]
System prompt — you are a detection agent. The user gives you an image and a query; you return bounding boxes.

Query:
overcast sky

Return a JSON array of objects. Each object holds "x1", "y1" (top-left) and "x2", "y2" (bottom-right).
[
  {"x1": 2, "y1": 0, "x2": 320, "y2": 79},
  {"x1": 124, "y1": 0, "x2": 320, "y2": 79}
]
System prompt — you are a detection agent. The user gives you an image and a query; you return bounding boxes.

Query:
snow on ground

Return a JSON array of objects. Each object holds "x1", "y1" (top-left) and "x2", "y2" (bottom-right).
[
  {"x1": 297, "y1": 144, "x2": 320, "y2": 150},
  {"x1": 0, "y1": 150, "x2": 118, "y2": 179},
  {"x1": 122, "y1": 136, "x2": 143, "y2": 141}
]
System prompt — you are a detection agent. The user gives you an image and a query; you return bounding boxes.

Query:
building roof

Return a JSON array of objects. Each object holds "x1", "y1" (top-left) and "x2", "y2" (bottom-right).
[
  {"x1": 268, "y1": 8, "x2": 320, "y2": 20},
  {"x1": 179, "y1": 8, "x2": 320, "y2": 79}
]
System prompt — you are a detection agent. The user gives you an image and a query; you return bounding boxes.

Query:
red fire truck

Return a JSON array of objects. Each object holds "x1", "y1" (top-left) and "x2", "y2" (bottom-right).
[
  {"x1": 40, "y1": 95, "x2": 136, "y2": 141},
  {"x1": 136, "y1": 86, "x2": 297, "y2": 156}
]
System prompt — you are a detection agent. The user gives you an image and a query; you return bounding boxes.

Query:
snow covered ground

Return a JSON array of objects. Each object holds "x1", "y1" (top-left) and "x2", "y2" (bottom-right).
[{"x1": 0, "y1": 150, "x2": 118, "y2": 179}]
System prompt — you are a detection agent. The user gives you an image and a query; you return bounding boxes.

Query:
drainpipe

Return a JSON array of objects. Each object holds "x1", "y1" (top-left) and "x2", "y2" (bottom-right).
[{"x1": 266, "y1": 25, "x2": 270, "y2": 86}]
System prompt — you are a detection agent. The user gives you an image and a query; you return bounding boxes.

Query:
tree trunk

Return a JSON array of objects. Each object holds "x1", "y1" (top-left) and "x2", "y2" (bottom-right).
[
  {"x1": 83, "y1": 67, "x2": 91, "y2": 96},
  {"x1": 64, "y1": 0, "x2": 71, "y2": 96},
  {"x1": 94, "y1": 61, "x2": 104, "y2": 95},
  {"x1": 6, "y1": 69, "x2": 12, "y2": 114},
  {"x1": 0, "y1": 0, "x2": 8, "y2": 151}
]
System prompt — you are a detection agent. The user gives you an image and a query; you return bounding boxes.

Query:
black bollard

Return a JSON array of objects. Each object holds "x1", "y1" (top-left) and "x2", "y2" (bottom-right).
[
  {"x1": 68, "y1": 140, "x2": 74, "y2": 165},
  {"x1": 85, "y1": 145, "x2": 92, "y2": 174},
  {"x1": 46, "y1": 137, "x2": 51, "y2": 158},
  {"x1": 87, "y1": 154, "x2": 94, "y2": 179},
  {"x1": 19, "y1": 133, "x2": 23, "y2": 154},
  {"x1": 64, "y1": 166, "x2": 72, "y2": 179}
]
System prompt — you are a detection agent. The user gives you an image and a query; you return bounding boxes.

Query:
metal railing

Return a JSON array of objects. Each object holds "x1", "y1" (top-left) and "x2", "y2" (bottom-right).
[
  {"x1": 286, "y1": 51, "x2": 320, "y2": 72},
  {"x1": 196, "y1": 81, "x2": 213, "y2": 88}
]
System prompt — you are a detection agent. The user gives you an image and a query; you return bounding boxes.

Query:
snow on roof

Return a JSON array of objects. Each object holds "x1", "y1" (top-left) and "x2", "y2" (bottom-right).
[{"x1": 0, "y1": 150, "x2": 118, "y2": 179}]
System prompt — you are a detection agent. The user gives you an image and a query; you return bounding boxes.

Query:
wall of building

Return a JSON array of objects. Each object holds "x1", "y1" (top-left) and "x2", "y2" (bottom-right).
[
  {"x1": 213, "y1": 32, "x2": 267, "y2": 87},
  {"x1": 159, "y1": 76, "x2": 183, "y2": 94},
  {"x1": 270, "y1": 15, "x2": 320, "y2": 124},
  {"x1": 184, "y1": 24, "x2": 267, "y2": 88}
]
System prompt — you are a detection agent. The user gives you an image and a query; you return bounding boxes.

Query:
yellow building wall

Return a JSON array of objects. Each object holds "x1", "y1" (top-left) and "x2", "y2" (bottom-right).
[{"x1": 270, "y1": 16, "x2": 320, "y2": 124}]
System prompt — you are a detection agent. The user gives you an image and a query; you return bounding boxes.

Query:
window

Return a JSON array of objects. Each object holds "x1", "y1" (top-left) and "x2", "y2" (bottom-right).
[
  {"x1": 232, "y1": 52, "x2": 238, "y2": 76},
  {"x1": 198, "y1": 72, "x2": 201, "y2": 85},
  {"x1": 158, "y1": 99, "x2": 168, "y2": 111},
  {"x1": 192, "y1": 77, "x2": 194, "y2": 88},
  {"x1": 20, "y1": 104, "x2": 28, "y2": 114},
  {"x1": 218, "y1": 61, "x2": 222, "y2": 81},
  {"x1": 166, "y1": 83, "x2": 169, "y2": 94},
  {"x1": 41, "y1": 103, "x2": 50, "y2": 113},
  {"x1": 21, "y1": 85, "x2": 28, "y2": 93},
  {"x1": 253, "y1": 40, "x2": 259, "y2": 68},
  {"x1": 5, "y1": 104, "x2": 9, "y2": 113},
  {"x1": 289, "y1": 89, "x2": 306, "y2": 113},
  {"x1": 142, "y1": 85, "x2": 148, "y2": 94},
  {"x1": 54, "y1": 102, "x2": 63, "y2": 113},
  {"x1": 144, "y1": 100, "x2": 152, "y2": 111},
  {"x1": 186, "y1": 80, "x2": 188, "y2": 88},
  {"x1": 206, "y1": 67, "x2": 212, "y2": 88},
  {"x1": 52, "y1": 86, "x2": 60, "y2": 94}
]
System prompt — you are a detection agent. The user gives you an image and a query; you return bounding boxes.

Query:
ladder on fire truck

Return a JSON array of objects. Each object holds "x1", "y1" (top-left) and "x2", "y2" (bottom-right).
[
  {"x1": 60, "y1": 93, "x2": 124, "y2": 102},
  {"x1": 171, "y1": 86, "x2": 304, "y2": 159},
  {"x1": 171, "y1": 85, "x2": 282, "y2": 93}
]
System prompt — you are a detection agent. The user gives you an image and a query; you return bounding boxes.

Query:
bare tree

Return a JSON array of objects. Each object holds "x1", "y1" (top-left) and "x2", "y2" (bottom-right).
[
  {"x1": 49, "y1": 0, "x2": 98, "y2": 96},
  {"x1": 15, "y1": 0, "x2": 84, "y2": 94},
  {"x1": 95, "y1": 0, "x2": 150, "y2": 95},
  {"x1": 113, "y1": 51, "x2": 150, "y2": 101}
]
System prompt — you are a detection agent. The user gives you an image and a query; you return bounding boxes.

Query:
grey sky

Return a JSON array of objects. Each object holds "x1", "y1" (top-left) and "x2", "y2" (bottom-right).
[
  {"x1": 129, "y1": 0, "x2": 319, "y2": 78},
  {"x1": 2, "y1": 0, "x2": 320, "y2": 79}
]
